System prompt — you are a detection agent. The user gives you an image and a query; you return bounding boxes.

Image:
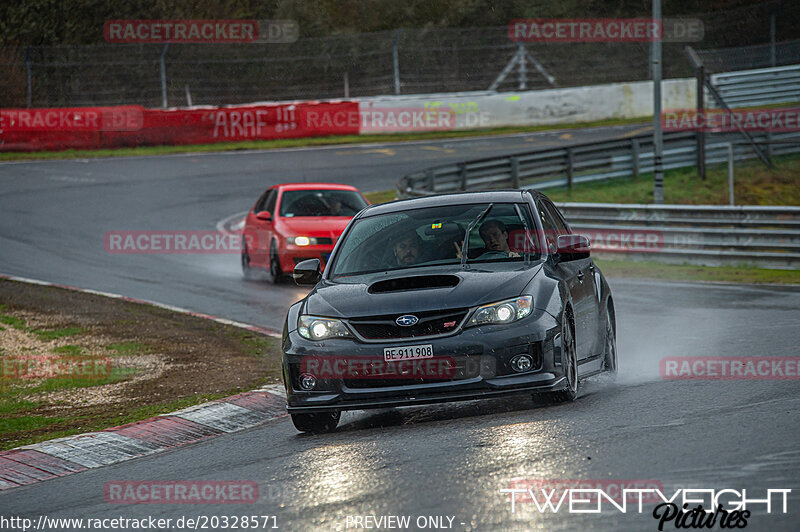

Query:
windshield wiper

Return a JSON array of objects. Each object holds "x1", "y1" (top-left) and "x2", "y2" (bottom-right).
[
  {"x1": 514, "y1": 204, "x2": 534, "y2": 264},
  {"x1": 461, "y1": 203, "x2": 493, "y2": 268}
]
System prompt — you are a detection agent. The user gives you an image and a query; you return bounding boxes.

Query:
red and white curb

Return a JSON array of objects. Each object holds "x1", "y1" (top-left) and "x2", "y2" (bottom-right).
[{"x1": 0, "y1": 274, "x2": 288, "y2": 491}]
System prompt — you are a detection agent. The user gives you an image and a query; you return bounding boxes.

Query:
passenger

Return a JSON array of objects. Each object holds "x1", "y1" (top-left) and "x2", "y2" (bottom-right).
[
  {"x1": 393, "y1": 232, "x2": 422, "y2": 266},
  {"x1": 477, "y1": 220, "x2": 519, "y2": 257}
]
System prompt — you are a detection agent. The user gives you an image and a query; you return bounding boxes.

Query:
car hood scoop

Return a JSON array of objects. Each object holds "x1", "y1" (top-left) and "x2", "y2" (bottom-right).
[
  {"x1": 304, "y1": 263, "x2": 543, "y2": 319},
  {"x1": 368, "y1": 275, "x2": 460, "y2": 294}
]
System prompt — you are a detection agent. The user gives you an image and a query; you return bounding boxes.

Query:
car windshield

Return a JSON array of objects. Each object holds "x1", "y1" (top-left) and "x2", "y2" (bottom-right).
[
  {"x1": 279, "y1": 190, "x2": 367, "y2": 217},
  {"x1": 329, "y1": 203, "x2": 540, "y2": 278}
]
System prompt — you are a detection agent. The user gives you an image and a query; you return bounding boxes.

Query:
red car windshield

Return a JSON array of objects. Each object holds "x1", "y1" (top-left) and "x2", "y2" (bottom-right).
[{"x1": 279, "y1": 190, "x2": 367, "y2": 217}]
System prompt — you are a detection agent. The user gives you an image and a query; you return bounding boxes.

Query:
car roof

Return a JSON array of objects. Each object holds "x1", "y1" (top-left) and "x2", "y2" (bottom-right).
[
  {"x1": 359, "y1": 190, "x2": 545, "y2": 217},
  {"x1": 272, "y1": 182, "x2": 360, "y2": 192}
]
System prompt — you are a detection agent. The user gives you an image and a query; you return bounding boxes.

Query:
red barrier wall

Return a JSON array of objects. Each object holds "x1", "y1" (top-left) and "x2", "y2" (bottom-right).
[{"x1": 0, "y1": 102, "x2": 359, "y2": 152}]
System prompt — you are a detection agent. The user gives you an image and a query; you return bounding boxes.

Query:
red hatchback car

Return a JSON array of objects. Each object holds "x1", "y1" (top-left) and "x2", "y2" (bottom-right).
[{"x1": 241, "y1": 183, "x2": 369, "y2": 282}]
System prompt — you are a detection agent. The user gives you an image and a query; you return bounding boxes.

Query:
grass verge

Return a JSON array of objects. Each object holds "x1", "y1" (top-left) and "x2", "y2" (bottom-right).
[
  {"x1": 366, "y1": 154, "x2": 800, "y2": 207},
  {"x1": 595, "y1": 258, "x2": 800, "y2": 285},
  {"x1": 546, "y1": 154, "x2": 800, "y2": 205},
  {"x1": 0, "y1": 280, "x2": 282, "y2": 451}
]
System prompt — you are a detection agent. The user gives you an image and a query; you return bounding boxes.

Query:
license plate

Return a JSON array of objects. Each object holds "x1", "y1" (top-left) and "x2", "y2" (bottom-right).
[
  {"x1": 322, "y1": 252, "x2": 331, "y2": 263},
  {"x1": 383, "y1": 344, "x2": 433, "y2": 362}
]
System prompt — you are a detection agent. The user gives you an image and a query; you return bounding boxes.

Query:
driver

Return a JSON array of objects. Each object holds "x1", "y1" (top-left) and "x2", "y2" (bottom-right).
[
  {"x1": 393, "y1": 232, "x2": 422, "y2": 266},
  {"x1": 478, "y1": 220, "x2": 519, "y2": 257},
  {"x1": 327, "y1": 197, "x2": 344, "y2": 216}
]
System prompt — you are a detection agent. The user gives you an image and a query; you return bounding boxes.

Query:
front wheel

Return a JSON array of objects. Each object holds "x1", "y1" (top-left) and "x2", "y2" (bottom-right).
[
  {"x1": 241, "y1": 238, "x2": 257, "y2": 280},
  {"x1": 602, "y1": 308, "x2": 618, "y2": 377},
  {"x1": 536, "y1": 309, "x2": 578, "y2": 404},
  {"x1": 269, "y1": 241, "x2": 283, "y2": 284},
  {"x1": 290, "y1": 411, "x2": 340, "y2": 433}
]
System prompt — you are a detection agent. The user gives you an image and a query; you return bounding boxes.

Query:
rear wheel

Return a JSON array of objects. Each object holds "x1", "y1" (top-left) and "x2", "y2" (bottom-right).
[
  {"x1": 290, "y1": 411, "x2": 340, "y2": 433},
  {"x1": 536, "y1": 309, "x2": 578, "y2": 404},
  {"x1": 602, "y1": 306, "x2": 618, "y2": 376},
  {"x1": 269, "y1": 241, "x2": 283, "y2": 284}
]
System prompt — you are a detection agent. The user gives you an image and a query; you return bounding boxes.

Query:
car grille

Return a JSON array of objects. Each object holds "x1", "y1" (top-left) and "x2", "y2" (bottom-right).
[
  {"x1": 343, "y1": 354, "x2": 481, "y2": 389},
  {"x1": 347, "y1": 308, "x2": 469, "y2": 340}
]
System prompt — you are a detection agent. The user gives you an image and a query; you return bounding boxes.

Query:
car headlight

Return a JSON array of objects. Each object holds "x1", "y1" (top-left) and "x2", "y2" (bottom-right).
[
  {"x1": 469, "y1": 296, "x2": 533, "y2": 326},
  {"x1": 298, "y1": 315, "x2": 352, "y2": 340},
  {"x1": 289, "y1": 236, "x2": 314, "y2": 246}
]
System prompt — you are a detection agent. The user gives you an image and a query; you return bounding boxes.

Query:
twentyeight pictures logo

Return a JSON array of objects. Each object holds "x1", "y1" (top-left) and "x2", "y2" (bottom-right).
[{"x1": 103, "y1": 20, "x2": 298, "y2": 43}]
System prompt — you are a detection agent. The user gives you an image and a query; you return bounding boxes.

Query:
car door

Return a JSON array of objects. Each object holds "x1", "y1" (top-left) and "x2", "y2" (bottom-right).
[
  {"x1": 539, "y1": 200, "x2": 596, "y2": 361},
  {"x1": 251, "y1": 189, "x2": 277, "y2": 265},
  {"x1": 547, "y1": 200, "x2": 601, "y2": 357}
]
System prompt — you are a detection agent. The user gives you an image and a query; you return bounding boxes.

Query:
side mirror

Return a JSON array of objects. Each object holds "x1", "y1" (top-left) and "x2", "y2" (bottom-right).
[
  {"x1": 555, "y1": 234, "x2": 590, "y2": 262},
  {"x1": 293, "y1": 258, "x2": 322, "y2": 286},
  {"x1": 255, "y1": 211, "x2": 272, "y2": 222}
]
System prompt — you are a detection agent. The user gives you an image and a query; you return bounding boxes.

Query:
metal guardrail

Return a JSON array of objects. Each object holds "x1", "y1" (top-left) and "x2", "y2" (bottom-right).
[
  {"x1": 396, "y1": 130, "x2": 800, "y2": 198},
  {"x1": 556, "y1": 203, "x2": 800, "y2": 269},
  {"x1": 709, "y1": 64, "x2": 800, "y2": 108}
]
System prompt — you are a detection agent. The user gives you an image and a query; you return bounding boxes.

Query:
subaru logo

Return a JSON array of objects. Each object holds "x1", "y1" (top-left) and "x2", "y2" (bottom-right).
[{"x1": 396, "y1": 315, "x2": 419, "y2": 327}]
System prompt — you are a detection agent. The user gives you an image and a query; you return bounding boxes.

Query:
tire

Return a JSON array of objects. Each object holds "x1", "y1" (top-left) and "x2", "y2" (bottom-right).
[
  {"x1": 290, "y1": 411, "x2": 340, "y2": 433},
  {"x1": 537, "y1": 308, "x2": 578, "y2": 404},
  {"x1": 241, "y1": 238, "x2": 257, "y2": 280},
  {"x1": 269, "y1": 241, "x2": 283, "y2": 284},
  {"x1": 602, "y1": 305, "x2": 618, "y2": 376}
]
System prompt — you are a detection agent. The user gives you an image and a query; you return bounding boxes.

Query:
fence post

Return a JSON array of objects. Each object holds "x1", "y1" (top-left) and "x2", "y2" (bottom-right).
[
  {"x1": 511, "y1": 157, "x2": 520, "y2": 188},
  {"x1": 393, "y1": 29, "x2": 403, "y2": 95},
  {"x1": 696, "y1": 64, "x2": 705, "y2": 180},
  {"x1": 728, "y1": 143, "x2": 735, "y2": 206},
  {"x1": 631, "y1": 139, "x2": 640, "y2": 178},
  {"x1": 160, "y1": 43, "x2": 169, "y2": 109},
  {"x1": 770, "y1": 3, "x2": 777, "y2": 67},
  {"x1": 344, "y1": 72, "x2": 350, "y2": 98},
  {"x1": 26, "y1": 46, "x2": 32, "y2": 108},
  {"x1": 459, "y1": 164, "x2": 467, "y2": 191},
  {"x1": 426, "y1": 169, "x2": 435, "y2": 193},
  {"x1": 566, "y1": 148, "x2": 574, "y2": 190},
  {"x1": 517, "y1": 44, "x2": 527, "y2": 90}
]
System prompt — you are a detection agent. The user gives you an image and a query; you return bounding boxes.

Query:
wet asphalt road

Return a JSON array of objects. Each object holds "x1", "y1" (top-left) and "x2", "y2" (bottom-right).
[
  {"x1": 1, "y1": 125, "x2": 799, "y2": 531},
  {"x1": 0, "y1": 124, "x2": 650, "y2": 333}
]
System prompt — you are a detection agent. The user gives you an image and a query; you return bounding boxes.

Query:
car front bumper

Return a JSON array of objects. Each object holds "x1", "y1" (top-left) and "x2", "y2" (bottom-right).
[
  {"x1": 282, "y1": 308, "x2": 565, "y2": 413},
  {"x1": 280, "y1": 245, "x2": 334, "y2": 272}
]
